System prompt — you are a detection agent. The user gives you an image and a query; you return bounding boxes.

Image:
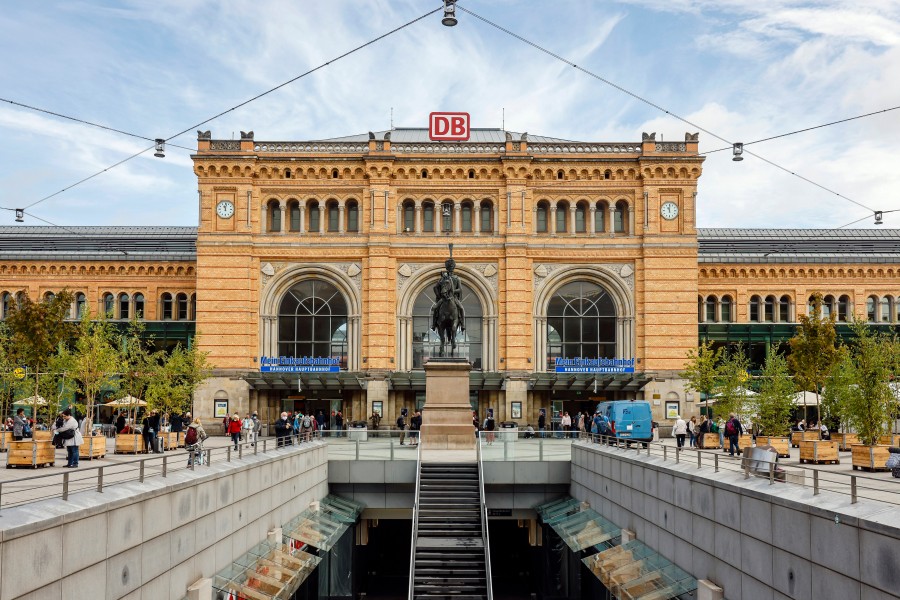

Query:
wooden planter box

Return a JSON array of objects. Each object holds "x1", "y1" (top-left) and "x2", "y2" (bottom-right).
[
  {"x1": 790, "y1": 430, "x2": 820, "y2": 447},
  {"x1": 724, "y1": 434, "x2": 753, "y2": 454},
  {"x1": 79, "y1": 435, "x2": 107, "y2": 459},
  {"x1": 799, "y1": 440, "x2": 839, "y2": 464},
  {"x1": 32, "y1": 430, "x2": 53, "y2": 442},
  {"x1": 851, "y1": 445, "x2": 891, "y2": 471},
  {"x1": 877, "y1": 434, "x2": 899, "y2": 447},
  {"x1": 0, "y1": 431, "x2": 11, "y2": 452},
  {"x1": 159, "y1": 432, "x2": 181, "y2": 450},
  {"x1": 699, "y1": 433, "x2": 721, "y2": 449},
  {"x1": 755, "y1": 436, "x2": 791, "y2": 458},
  {"x1": 833, "y1": 433, "x2": 860, "y2": 451},
  {"x1": 114, "y1": 433, "x2": 148, "y2": 454},
  {"x1": 6, "y1": 440, "x2": 55, "y2": 468}
]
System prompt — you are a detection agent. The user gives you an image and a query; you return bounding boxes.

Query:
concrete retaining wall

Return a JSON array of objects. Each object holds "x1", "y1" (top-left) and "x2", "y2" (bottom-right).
[
  {"x1": 0, "y1": 442, "x2": 328, "y2": 600},
  {"x1": 571, "y1": 442, "x2": 900, "y2": 600}
]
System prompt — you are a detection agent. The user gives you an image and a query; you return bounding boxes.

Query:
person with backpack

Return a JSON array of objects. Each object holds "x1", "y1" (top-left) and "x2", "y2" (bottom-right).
[
  {"x1": 185, "y1": 417, "x2": 208, "y2": 466},
  {"x1": 725, "y1": 413, "x2": 743, "y2": 457},
  {"x1": 300, "y1": 412, "x2": 314, "y2": 443},
  {"x1": 483, "y1": 412, "x2": 496, "y2": 445},
  {"x1": 334, "y1": 411, "x2": 344, "y2": 437},
  {"x1": 410, "y1": 410, "x2": 422, "y2": 446},
  {"x1": 397, "y1": 410, "x2": 407, "y2": 446}
]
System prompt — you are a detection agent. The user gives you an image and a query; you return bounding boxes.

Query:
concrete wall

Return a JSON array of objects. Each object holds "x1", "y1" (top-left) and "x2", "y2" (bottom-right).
[
  {"x1": 571, "y1": 442, "x2": 900, "y2": 600},
  {"x1": 0, "y1": 442, "x2": 328, "y2": 600}
]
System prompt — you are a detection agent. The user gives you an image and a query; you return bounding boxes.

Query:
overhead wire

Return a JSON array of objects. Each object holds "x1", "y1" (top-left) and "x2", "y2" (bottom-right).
[
  {"x1": 455, "y1": 4, "x2": 876, "y2": 215},
  {"x1": 13, "y1": 4, "x2": 443, "y2": 215}
]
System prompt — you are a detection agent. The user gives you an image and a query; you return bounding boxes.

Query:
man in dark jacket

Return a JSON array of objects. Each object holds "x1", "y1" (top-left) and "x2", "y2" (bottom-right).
[
  {"x1": 274, "y1": 412, "x2": 292, "y2": 447},
  {"x1": 538, "y1": 410, "x2": 546, "y2": 438},
  {"x1": 142, "y1": 410, "x2": 161, "y2": 453},
  {"x1": 171, "y1": 411, "x2": 185, "y2": 445},
  {"x1": 334, "y1": 411, "x2": 344, "y2": 437},
  {"x1": 726, "y1": 413, "x2": 744, "y2": 457}
]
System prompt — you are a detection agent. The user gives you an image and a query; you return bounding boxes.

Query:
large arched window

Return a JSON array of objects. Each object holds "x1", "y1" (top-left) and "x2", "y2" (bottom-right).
[
  {"x1": 161, "y1": 293, "x2": 173, "y2": 320},
  {"x1": 278, "y1": 280, "x2": 348, "y2": 368},
  {"x1": 837, "y1": 295, "x2": 850, "y2": 322},
  {"x1": 536, "y1": 202, "x2": 549, "y2": 233},
  {"x1": 480, "y1": 201, "x2": 493, "y2": 233},
  {"x1": 346, "y1": 200, "x2": 359, "y2": 232},
  {"x1": 867, "y1": 296, "x2": 878, "y2": 322},
  {"x1": 555, "y1": 202, "x2": 568, "y2": 233},
  {"x1": 133, "y1": 293, "x2": 145, "y2": 319},
  {"x1": 267, "y1": 200, "x2": 281, "y2": 232},
  {"x1": 461, "y1": 202, "x2": 473, "y2": 233},
  {"x1": 288, "y1": 201, "x2": 301, "y2": 232},
  {"x1": 614, "y1": 201, "x2": 627, "y2": 233},
  {"x1": 749, "y1": 295, "x2": 761, "y2": 322},
  {"x1": 412, "y1": 281, "x2": 483, "y2": 369},
  {"x1": 705, "y1": 296, "x2": 717, "y2": 322},
  {"x1": 595, "y1": 202, "x2": 607, "y2": 233},
  {"x1": 764, "y1": 295, "x2": 775, "y2": 322},
  {"x1": 327, "y1": 202, "x2": 339, "y2": 232},
  {"x1": 75, "y1": 292, "x2": 87, "y2": 319},
  {"x1": 822, "y1": 295, "x2": 835, "y2": 319},
  {"x1": 881, "y1": 296, "x2": 891, "y2": 322},
  {"x1": 308, "y1": 202, "x2": 320, "y2": 233},
  {"x1": 176, "y1": 293, "x2": 189, "y2": 320},
  {"x1": 423, "y1": 202, "x2": 435, "y2": 233},
  {"x1": 546, "y1": 281, "x2": 617, "y2": 368},
  {"x1": 118, "y1": 293, "x2": 130, "y2": 320},
  {"x1": 720, "y1": 295, "x2": 733, "y2": 323},
  {"x1": 779, "y1": 295, "x2": 791, "y2": 322},
  {"x1": 575, "y1": 202, "x2": 587, "y2": 233},
  {"x1": 1, "y1": 292, "x2": 12, "y2": 319},
  {"x1": 403, "y1": 201, "x2": 415, "y2": 232},
  {"x1": 441, "y1": 201, "x2": 454, "y2": 233}
]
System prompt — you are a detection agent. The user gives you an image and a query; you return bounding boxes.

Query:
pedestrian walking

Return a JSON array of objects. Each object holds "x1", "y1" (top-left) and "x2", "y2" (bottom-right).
[
  {"x1": 688, "y1": 416, "x2": 697, "y2": 448},
  {"x1": 185, "y1": 417, "x2": 207, "y2": 466},
  {"x1": 241, "y1": 413, "x2": 254, "y2": 446},
  {"x1": 142, "y1": 410, "x2": 161, "y2": 453},
  {"x1": 483, "y1": 412, "x2": 496, "y2": 445},
  {"x1": 334, "y1": 411, "x2": 344, "y2": 437},
  {"x1": 397, "y1": 411, "x2": 407, "y2": 445},
  {"x1": 227, "y1": 414, "x2": 242, "y2": 450},
  {"x1": 274, "y1": 412, "x2": 292, "y2": 447},
  {"x1": 673, "y1": 415, "x2": 687, "y2": 448},
  {"x1": 725, "y1": 413, "x2": 743, "y2": 457},
  {"x1": 53, "y1": 409, "x2": 83, "y2": 468},
  {"x1": 538, "y1": 410, "x2": 546, "y2": 438},
  {"x1": 12, "y1": 408, "x2": 26, "y2": 441},
  {"x1": 300, "y1": 413, "x2": 314, "y2": 443},
  {"x1": 410, "y1": 411, "x2": 422, "y2": 446},
  {"x1": 561, "y1": 412, "x2": 572, "y2": 438}
]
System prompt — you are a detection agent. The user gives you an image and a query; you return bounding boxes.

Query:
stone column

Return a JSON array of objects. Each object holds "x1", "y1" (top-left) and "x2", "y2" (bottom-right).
[
  {"x1": 589, "y1": 206, "x2": 596, "y2": 234},
  {"x1": 319, "y1": 204, "x2": 326, "y2": 234},
  {"x1": 609, "y1": 206, "x2": 616, "y2": 237},
  {"x1": 569, "y1": 206, "x2": 577, "y2": 236},
  {"x1": 550, "y1": 206, "x2": 558, "y2": 236},
  {"x1": 298, "y1": 202, "x2": 305, "y2": 235},
  {"x1": 628, "y1": 205, "x2": 635, "y2": 235},
  {"x1": 454, "y1": 202, "x2": 462, "y2": 233},
  {"x1": 279, "y1": 201, "x2": 287, "y2": 234},
  {"x1": 261, "y1": 204, "x2": 268, "y2": 233},
  {"x1": 415, "y1": 202, "x2": 422, "y2": 234},
  {"x1": 474, "y1": 205, "x2": 481, "y2": 236}
]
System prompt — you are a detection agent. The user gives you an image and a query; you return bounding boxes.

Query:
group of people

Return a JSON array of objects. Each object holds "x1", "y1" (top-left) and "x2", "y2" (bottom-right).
[
  {"x1": 224, "y1": 413, "x2": 262, "y2": 449},
  {"x1": 793, "y1": 419, "x2": 830, "y2": 440},
  {"x1": 396, "y1": 410, "x2": 422, "y2": 445},
  {"x1": 672, "y1": 413, "x2": 745, "y2": 456},
  {"x1": 254, "y1": 409, "x2": 344, "y2": 447}
]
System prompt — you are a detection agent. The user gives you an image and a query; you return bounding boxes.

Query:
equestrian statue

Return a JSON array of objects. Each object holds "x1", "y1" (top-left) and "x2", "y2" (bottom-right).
[{"x1": 431, "y1": 244, "x2": 466, "y2": 357}]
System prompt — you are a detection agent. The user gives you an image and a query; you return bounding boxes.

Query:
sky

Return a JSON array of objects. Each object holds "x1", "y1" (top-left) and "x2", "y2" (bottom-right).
[{"x1": 1, "y1": 0, "x2": 899, "y2": 229}]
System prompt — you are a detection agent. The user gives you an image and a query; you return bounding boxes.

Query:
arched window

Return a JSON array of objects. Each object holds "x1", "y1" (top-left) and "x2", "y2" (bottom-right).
[
  {"x1": 480, "y1": 201, "x2": 493, "y2": 233},
  {"x1": 822, "y1": 295, "x2": 835, "y2": 320},
  {"x1": 779, "y1": 295, "x2": 791, "y2": 322},
  {"x1": 103, "y1": 293, "x2": 115, "y2": 318},
  {"x1": 468, "y1": 169, "x2": 475, "y2": 179},
  {"x1": 721, "y1": 295, "x2": 733, "y2": 323},
  {"x1": 749, "y1": 295, "x2": 761, "y2": 322},
  {"x1": 267, "y1": 200, "x2": 281, "y2": 232},
  {"x1": 604, "y1": 170, "x2": 611, "y2": 180},
  {"x1": 594, "y1": 202, "x2": 606, "y2": 233},
  {"x1": 284, "y1": 168, "x2": 291, "y2": 179},
  {"x1": 176, "y1": 293, "x2": 189, "y2": 320},
  {"x1": 555, "y1": 202, "x2": 568, "y2": 233},
  {"x1": 118, "y1": 293, "x2": 130, "y2": 320},
  {"x1": 557, "y1": 170, "x2": 564, "y2": 180},
  {"x1": 441, "y1": 202, "x2": 454, "y2": 233},
  {"x1": 867, "y1": 296, "x2": 877, "y2": 322},
  {"x1": 764, "y1": 295, "x2": 775, "y2": 322},
  {"x1": 837, "y1": 295, "x2": 850, "y2": 322},
  {"x1": 133, "y1": 293, "x2": 145, "y2": 319},
  {"x1": 327, "y1": 202, "x2": 339, "y2": 232},
  {"x1": 161, "y1": 293, "x2": 173, "y2": 320},
  {"x1": 705, "y1": 296, "x2": 717, "y2": 322},
  {"x1": 1, "y1": 292, "x2": 12, "y2": 319},
  {"x1": 881, "y1": 296, "x2": 891, "y2": 322},
  {"x1": 346, "y1": 201, "x2": 359, "y2": 232},
  {"x1": 536, "y1": 202, "x2": 549, "y2": 233},
  {"x1": 308, "y1": 202, "x2": 320, "y2": 233},
  {"x1": 807, "y1": 295, "x2": 817, "y2": 317},
  {"x1": 278, "y1": 279, "x2": 348, "y2": 368},
  {"x1": 546, "y1": 281, "x2": 617, "y2": 367},
  {"x1": 575, "y1": 203, "x2": 587, "y2": 233},
  {"x1": 72, "y1": 293, "x2": 86, "y2": 319},
  {"x1": 423, "y1": 202, "x2": 435, "y2": 232},
  {"x1": 412, "y1": 280, "x2": 483, "y2": 369},
  {"x1": 44, "y1": 291, "x2": 55, "y2": 303},
  {"x1": 288, "y1": 201, "x2": 301, "y2": 232},
  {"x1": 461, "y1": 202, "x2": 473, "y2": 232},
  {"x1": 614, "y1": 201, "x2": 627, "y2": 233},
  {"x1": 332, "y1": 169, "x2": 339, "y2": 179},
  {"x1": 403, "y1": 202, "x2": 415, "y2": 232}
]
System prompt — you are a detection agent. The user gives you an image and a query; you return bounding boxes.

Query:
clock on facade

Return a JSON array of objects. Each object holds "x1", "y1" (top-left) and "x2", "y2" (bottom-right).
[
  {"x1": 660, "y1": 201, "x2": 679, "y2": 220},
  {"x1": 216, "y1": 200, "x2": 235, "y2": 219}
]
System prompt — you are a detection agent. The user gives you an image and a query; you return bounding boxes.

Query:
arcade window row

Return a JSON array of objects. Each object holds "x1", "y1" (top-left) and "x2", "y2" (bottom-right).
[
  {"x1": 699, "y1": 293, "x2": 900, "y2": 324},
  {"x1": 0, "y1": 291, "x2": 196, "y2": 322}
]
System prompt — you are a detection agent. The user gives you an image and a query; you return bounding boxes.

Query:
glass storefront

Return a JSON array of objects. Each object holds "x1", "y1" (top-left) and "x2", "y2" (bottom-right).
[{"x1": 278, "y1": 279, "x2": 348, "y2": 369}]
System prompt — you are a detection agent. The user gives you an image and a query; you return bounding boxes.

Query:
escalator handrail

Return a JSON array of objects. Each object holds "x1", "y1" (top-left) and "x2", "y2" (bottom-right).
[
  {"x1": 477, "y1": 432, "x2": 494, "y2": 600},
  {"x1": 407, "y1": 438, "x2": 422, "y2": 600}
]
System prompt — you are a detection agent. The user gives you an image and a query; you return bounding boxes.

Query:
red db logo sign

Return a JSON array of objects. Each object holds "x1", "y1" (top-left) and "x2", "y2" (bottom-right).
[{"x1": 429, "y1": 112, "x2": 470, "y2": 141}]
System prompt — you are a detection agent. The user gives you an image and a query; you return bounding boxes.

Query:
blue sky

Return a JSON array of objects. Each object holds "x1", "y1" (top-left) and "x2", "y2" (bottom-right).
[{"x1": 1, "y1": 0, "x2": 899, "y2": 229}]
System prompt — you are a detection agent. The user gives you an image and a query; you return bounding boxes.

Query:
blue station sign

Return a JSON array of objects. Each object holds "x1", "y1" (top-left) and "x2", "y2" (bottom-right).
[
  {"x1": 260, "y1": 356, "x2": 340, "y2": 373},
  {"x1": 554, "y1": 357, "x2": 635, "y2": 374}
]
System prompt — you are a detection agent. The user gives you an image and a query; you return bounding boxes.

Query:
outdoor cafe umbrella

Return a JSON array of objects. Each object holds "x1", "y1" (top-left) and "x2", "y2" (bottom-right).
[
  {"x1": 792, "y1": 391, "x2": 820, "y2": 407},
  {"x1": 104, "y1": 395, "x2": 147, "y2": 407},
  {"x1": 14, "y1": 395, "x2": 47, "y2": 405}
]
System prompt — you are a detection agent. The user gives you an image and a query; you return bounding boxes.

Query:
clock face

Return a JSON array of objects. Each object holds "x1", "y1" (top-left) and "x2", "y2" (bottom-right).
[
  {"x1": 216, "y1": 200, "x2": 235, "y2": 219},
  {"x1": 660, "y1": 201, "x2": 679, "y2": 220}
]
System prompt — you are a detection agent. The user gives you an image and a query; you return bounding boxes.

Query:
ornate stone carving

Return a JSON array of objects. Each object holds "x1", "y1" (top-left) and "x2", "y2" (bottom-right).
[
  {"x1": 483, "y1": 264, "x2": 497, "y2": 277},
  {"x1": 347, "y1": 264, "x2": 361, "y2": 277},
  {"x1": 210, "y1": 140, "x2": 241, "y2": 151},
  {"x1": 376, "y1": 142, "x2": 384, "y2": 151},
  {"x1": 533, "y1": 263, "x2": 635, "y2": 290},
  {"x1": 685, "y1": 132, "x2": 699, "y2": 142},
  {"x1": 261, "y1": 263, "x2": 275, "y2": 276},
  {"x1": 398, "y1": 264, "x2": 413, "y2": 277},
  {"x1": 534, "y1": 265, "x2": 549, "y2": 277},
  {"x1": 240, "y1": 131, "x2": 254, "y2": 140},
  {"x1": 368, "y1": 131, "x2": 376, "y2": 140},
  {"x1": 261, "y1": 262, "x2": 362, "y2": 290},
  {"x1": 511, "y1": 142, "x2": 521, "y2": 151},
  {"x1": 620, "y1": 265, "x2": 634, "y2": 278},
  {"x1": 397, "y1": 262, "x2": 498, "y2": 295},
  {"x1": 642, "y1": 132, "x2": 656, "y2": 142},
  {"x1": 197, "y1": 130, "x2": 211, "y2": 140}
]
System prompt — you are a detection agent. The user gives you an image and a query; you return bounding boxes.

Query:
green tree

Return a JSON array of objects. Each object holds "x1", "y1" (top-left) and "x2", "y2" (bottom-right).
[
  {"x1": 5, "y1": 290, "x2": 75, "y2": 421},
  {"x1": 821, "y1": 346, "x2": 855, "y2": 434},
  {"x1": 118, "y1": 319, "x2": 158, "y2": 422},
  {"x1": 143, "y1": 336, "x2": 209, "y2": 422},
  {"x1": 680, "y1": 340, "x2": 723, "y2": 411},
  {"x1": 0, "y1": 322, "x2": 27, "y2": 422},
  {"x1": 70, "y1": 312, "x2": 120, "y2": 430},
  {"x1": 843, "y1": 319, "x2": 898, "y2": 446},
  {"x1": 788, "y1": 293, "x2": 838, "y2": 424},
  {"x1": 753, "y1": 346, "x2": 795, "y2": 437},
  {"x1": 716, "y1": 344, "x2": 752, "y2": 419}
]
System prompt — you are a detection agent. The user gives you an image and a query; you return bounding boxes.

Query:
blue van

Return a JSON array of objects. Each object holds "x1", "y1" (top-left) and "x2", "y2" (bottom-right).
[{"x1": 595, "y1": 400, "x2": 653, "y2": 443}]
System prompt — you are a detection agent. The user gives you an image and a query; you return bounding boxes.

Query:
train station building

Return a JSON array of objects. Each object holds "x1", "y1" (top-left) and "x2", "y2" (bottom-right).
[{"x1": 2, "y1": 127, "x2": 899, "y2": 428}]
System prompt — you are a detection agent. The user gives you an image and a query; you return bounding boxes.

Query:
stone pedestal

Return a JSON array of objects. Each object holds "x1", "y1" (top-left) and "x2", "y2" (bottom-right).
[{"x1": 420, "y1": 357, "x2": 475, "y2": 450}]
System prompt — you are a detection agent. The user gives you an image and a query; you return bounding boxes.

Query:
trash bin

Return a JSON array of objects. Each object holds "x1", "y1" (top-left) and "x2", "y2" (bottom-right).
[
  {"x1": 348, "y1": 421, "x2": 368, "y2": 442},
  {"x1": 498, "y1": 421, "x2": 519, "y2": 442}
]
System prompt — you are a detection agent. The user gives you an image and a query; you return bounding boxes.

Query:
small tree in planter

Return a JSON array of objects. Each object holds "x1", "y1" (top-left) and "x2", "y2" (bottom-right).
[
  {"x1": 118, "y1": 319, "x2": 158, "y2": 424},
  {"x1": 822, "y1": 346, "x2": 856, "y2": 448},
  {"x1": 753, "y1": 347, "x2": 794, "y2": 455},
  {"x1": 788, "y1": 293, "x2": 838, "y2": 425},
  {"x1": 843, "y1": 319, "x2": 900, "y2": 470},
  {"x1": 146, "y1": 339, "x2": 210, "y2": 448},
  {"x1": 680, "y1": 340, "x2": 723, "y2": 416},
  {"x1": 716, "y1": 344, "x2": 752, "y2": 420},
  {"x1": 70, "y1": 312, "x2": 120, "y2": 433}
]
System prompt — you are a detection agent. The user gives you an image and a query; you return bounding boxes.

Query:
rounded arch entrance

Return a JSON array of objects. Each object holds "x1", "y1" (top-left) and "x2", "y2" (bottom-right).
[
  {"x1": 533, "y1": 267, "x2": 634, "y2": 370},
  {"x1": 259, "y1": 265, "x2": 362, "y2": 371},
  {"x1": 397, "y1": 265, "x2": 497, "y2": 371}
]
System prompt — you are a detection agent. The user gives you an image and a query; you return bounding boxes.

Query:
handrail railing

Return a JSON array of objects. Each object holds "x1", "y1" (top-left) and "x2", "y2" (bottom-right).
[
  {"x1": 477, "y1": 433, "x2": 494, "y2": 600},
  {"x1": 406, "y1": 436, "x2": 422, "y2": 600}
]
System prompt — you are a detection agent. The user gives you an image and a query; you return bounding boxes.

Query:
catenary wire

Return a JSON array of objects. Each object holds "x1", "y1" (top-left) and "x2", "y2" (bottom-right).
[
  {"x1": 15, "y1": 4, "x2": 443, "y2": 214},
  {"x1": 0, "y1": 97, "x2": 195, "y2": 151},
  {"x1": 837, "y1": 214, "x2": 876, "y2": 229},
  {"x1": 700, "y1": 105, "x2": 900, "y2": 155},
  {"x1": 456, "y1": 4, "x2": 875, "y2": 214}
]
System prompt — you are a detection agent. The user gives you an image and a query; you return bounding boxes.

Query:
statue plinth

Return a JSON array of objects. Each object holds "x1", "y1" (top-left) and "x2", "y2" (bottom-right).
[{"x1": 420, "y1": 357, "x2": 475, "y2": 450}]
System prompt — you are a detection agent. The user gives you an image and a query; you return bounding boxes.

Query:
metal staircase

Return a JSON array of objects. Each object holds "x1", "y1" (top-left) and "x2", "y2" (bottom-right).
[{"x1": 408, "y1": 453, "x2": 493, "y2": 600}]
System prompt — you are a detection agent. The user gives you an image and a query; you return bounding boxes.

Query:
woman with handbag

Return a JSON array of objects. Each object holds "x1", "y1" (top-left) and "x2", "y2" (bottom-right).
[{"x1": 52, "y1": 409, "x2": 83, "y2": 468}]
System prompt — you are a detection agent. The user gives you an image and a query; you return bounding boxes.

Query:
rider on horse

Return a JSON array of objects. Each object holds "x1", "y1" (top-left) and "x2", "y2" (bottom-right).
[{"x1": 431, "y1": 258, "x2": 466, "y2": 333}]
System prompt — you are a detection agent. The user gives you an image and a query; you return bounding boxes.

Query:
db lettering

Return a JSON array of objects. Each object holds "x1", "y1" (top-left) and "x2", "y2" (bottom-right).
[{"x1": 429, "y1": 112, "x2": 470, "y2": 141}]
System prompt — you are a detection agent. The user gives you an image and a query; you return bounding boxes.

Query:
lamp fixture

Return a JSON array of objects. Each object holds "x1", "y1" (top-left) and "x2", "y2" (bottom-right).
[
  {"x1": 732, "y1": 143, "x2": 743, "y2": 161},
  {"x1": 442, "y1": 0, "x2": 458, "y2": 26},
  {"x1": 14, "y1": 209, "x2": 24, "y2": 223},
  {"x1": 154, "y1": 139, "x2": 166, "y2": 158},
  {"x1": 875, "y1": 211, "x2": 884, "y2": 225}
]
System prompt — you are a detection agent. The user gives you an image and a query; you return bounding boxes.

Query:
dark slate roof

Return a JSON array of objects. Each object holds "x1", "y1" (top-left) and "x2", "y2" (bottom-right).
[
  {"x1": 321, "y1": 128, "x2": 578, "y2": 144},
  {"x1": 0, "y1": 226, "x2": 197, "y2": 261},
  {"x1": 697, "y1": 228, "x2": 900, "y2": 264}
]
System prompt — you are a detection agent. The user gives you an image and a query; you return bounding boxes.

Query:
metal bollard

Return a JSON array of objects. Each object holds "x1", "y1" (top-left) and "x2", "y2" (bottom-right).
[
  {"x1": 263, "y1": 439, "x2": 267, "y2": 453},
  {"x1": 139, "y1": 460, "x2": 146, "y2": 482},
  {"x1": 676, "y1": 447, "x2": 680, "y2": 464},
  {"x1": 851, "y1": 476, "x2": 857, "y2": 504},
  {"x1": 697, "y1": 452, "x2": 702, "y2": 469},
  {"x1": 190, "y1": 455, "x2": 195, "y2": 471},
  {"x1": 162, "y1": 455, "x2": 167, "y2": 478},
  {"x1": 62, "y1": 472, "x2": 70, "y2": 501},
  {"x1": 239, "y1": 443, "x2": 243, "y2": 459},
  {"x1": 663, "y1": 445, "x2": 667, "y2": 461},
  {"x1": 714, "y1": 453, "x2": 719, "y2": 473},
  {"x1": 97, "y1": 466, "x2": 104, "y2": 493},
  {"x1": 227, "y1": 447, "x2": 231, "y2": 462},
  {"x1": 504, "y1": 440, "x2": 509, "y2": 461},
  {"x1": 390, "y1": 439, "x2": 395, "y2": 461},
  {"x1": 254, "y1": 440, "x2": 258, "y2": 455},
  {"x1": 205, "y1": 449, "x2": 212, "y2": 466},
  {"x1": 355, "y1": 439, "x2": 360, "y2": 461},
  {"x1": 813, "y1": 470, "x2": 819, "y2": 495},
  {"x1": 539, "y1": 438, "x2": 544, "y2": 461}
]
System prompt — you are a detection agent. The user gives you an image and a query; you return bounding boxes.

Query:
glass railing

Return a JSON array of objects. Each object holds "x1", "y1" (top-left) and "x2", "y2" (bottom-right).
[{"x1": 477, "y1": 430, "x2": 579, "y2": 461}]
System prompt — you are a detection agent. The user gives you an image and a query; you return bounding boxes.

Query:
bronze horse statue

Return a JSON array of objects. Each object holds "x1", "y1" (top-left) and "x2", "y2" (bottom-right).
[{"x1": 433, "y1": 276, "x2": 462, "y2": 357}]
